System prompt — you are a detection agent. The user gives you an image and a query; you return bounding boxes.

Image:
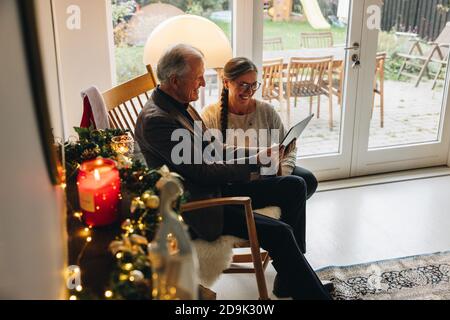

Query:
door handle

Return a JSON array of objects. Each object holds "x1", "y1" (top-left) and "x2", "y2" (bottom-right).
[{"x1": 345, "y1": 42, "x2": 360, "y2": 51}]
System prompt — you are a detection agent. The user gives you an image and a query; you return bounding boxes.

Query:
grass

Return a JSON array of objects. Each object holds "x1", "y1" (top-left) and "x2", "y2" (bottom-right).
[
  {"x1": 115, "y1": 45, "x2": 146, "y2": 85},
  {"x1": 262, "y1": 20, "x2": 347, "y2": 48},
  {"x1": 209, "y1": 18, "x2": 348, "y2": 48}
]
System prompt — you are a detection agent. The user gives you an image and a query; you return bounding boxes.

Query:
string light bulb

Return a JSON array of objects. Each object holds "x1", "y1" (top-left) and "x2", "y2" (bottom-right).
[
  {"x1": 123, "y1": 263, "x2": 133, "y2": 271},
  {"x1": 69, "y1": 295, "x2": 77, "y2": 300},
  {"x1": 105, "y1": 290, "x2": 113, "y2": 298}
]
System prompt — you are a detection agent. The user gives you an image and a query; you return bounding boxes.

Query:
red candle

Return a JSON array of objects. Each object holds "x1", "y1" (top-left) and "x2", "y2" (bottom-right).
[{"x1": 77, "y1": 158, "x2": 120, "y2": 227}]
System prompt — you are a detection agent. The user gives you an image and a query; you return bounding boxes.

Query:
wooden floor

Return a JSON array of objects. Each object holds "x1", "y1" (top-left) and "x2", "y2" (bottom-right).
[{"x1": 211, "y1": 175, "x2": 450, "y2": 300}]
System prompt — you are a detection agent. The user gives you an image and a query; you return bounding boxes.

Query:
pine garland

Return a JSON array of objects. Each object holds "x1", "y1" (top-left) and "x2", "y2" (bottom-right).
[{"x1": 65, "y1": 127, "x2": 188, "y2": 300}]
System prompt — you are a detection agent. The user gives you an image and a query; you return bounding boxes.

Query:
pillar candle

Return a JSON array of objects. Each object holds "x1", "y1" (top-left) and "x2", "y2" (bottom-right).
[{"x1": 77, "y1": 158, "x2": 120, "y2": 227}]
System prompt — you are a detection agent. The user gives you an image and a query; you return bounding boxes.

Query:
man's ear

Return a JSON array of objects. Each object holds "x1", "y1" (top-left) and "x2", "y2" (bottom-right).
[{"x1": 169, "y1": 75, "x2": 178, "y2": 88}]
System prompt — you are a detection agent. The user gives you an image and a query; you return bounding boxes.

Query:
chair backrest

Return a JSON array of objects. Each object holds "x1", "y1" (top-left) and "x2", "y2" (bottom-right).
[
  {"x1": 262, "y1": 58, "x2": 284, "y2": 100},
  {"x1": 434, "y1": 22, "x2": 450, "y2": 45},
  {"x1": 433, "y1": 22, "x2": 450, "y2": 59},
  {"x1": 300, "y1": 32, "x2": 333, "y2": 48},
  {"x1": 376, "y1": 52, "x2": 387, "y2": 73},
  {"x1": 102, "y1": 66, "x2": 157, "y2": 137},
  {"x1": 287, "y1": 56, "x2": 333, "y2": 89},
  {"x1": 263, "y1": 37, "x2": 284, "y2": 50}
]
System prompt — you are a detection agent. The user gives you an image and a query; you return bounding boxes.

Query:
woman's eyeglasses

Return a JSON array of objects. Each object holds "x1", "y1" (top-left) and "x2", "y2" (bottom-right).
[{"x1": 237, "y1": 81, "x2": 261, "y2": 92}]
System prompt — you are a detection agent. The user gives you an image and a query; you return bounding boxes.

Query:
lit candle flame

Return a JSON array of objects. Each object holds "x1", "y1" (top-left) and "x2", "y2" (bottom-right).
[{"x1": 94, "y1": 169, "x2": 101, "y2": 181}]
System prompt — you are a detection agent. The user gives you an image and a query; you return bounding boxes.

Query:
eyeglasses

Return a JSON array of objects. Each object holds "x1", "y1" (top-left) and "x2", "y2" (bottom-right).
[{"x1": 237, "y1": 81, "x2": 261, "y2": 92}]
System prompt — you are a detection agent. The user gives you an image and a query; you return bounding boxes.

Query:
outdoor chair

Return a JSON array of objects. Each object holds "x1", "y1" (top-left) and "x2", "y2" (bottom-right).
[
  {"x1": 300, "y1": 31, "x2": 334, "y2": 48},
  {"x1": 373, "y1": 52, "x2": 386, "y2": 128},
  {"x1": 397, "y1": 22, "x2": 450, "y2": 88},
  {"x1": 263, "y1": 37, "x2": 284, "y2": 51},
  {"x1": 101, "y1": 66, "x2": 278, "y2": 300},
  {"x1": 303, "y1": 30, "x2": 342, "y2": 108},
  {"x1": 286, "y1": 56, "x2": 335, "y2": 130},
  {"x1": 262, "y1": 58, "x2": 284, "y2": 105}
]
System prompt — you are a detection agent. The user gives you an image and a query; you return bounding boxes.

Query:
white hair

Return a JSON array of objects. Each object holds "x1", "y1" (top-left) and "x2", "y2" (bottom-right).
[{"x1": 156, "y1": 44, "x2": 204, "y2": 84}]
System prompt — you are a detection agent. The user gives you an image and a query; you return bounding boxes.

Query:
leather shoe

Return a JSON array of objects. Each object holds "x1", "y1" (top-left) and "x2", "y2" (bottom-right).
[
  {"x1": 322, "y1": 281, "x2": 335, "y2": 294},
  {"x1": 272, "y1": 274, "x2": 291, "y2": 298}
]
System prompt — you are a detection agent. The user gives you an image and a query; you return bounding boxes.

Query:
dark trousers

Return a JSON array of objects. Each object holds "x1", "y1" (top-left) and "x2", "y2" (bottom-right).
[
  {"x1": 292, "y1": 166, "x2": 318, "y2": 200},
  {"x1": 221, "y1": 175, "x2": 330, "y2": 300}
]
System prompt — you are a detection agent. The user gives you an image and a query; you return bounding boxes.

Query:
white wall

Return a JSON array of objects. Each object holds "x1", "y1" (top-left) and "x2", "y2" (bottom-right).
[
  {"x1": 50, "y1": 0, "x2": 115, "y2": 137},
  {"x1": 0, "y1": 0, "x2": 67, "y2": 299},
  {"x1": 35, "y1": 0, "x2": 67, "y2": 140}
]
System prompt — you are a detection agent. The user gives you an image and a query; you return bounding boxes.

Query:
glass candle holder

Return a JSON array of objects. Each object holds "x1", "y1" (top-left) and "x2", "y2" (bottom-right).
[
  {"x1": 111, "y1": 134, "x2": 134, "y2": 157},
  {"x1": 77, "y1": 158, "x2": 120, "y2": 227}
]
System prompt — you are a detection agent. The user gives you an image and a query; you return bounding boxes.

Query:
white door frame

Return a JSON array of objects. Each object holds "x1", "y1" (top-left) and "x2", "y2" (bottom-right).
[
  {"x1": 250, "y1": 0, "x2": 367, "y2": 181},
  {"x1": 249, "y1": 0, "x2": 450, "y2": 180}
]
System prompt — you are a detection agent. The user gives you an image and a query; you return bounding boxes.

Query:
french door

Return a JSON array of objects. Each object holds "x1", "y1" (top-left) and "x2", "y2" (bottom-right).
[
  {"x1": 251, "y1": 0, "x2": 450, "y2": 180},
  {"x1": 351, "y1": 0, "x2": 450, "y2": 177}
]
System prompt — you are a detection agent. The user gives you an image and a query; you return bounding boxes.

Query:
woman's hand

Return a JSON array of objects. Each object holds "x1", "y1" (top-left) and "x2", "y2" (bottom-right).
[
  {"x1": 257, "y1": 144, "x2": 285, "y2": 176},
  {"x1": 285, "y1": 138, "x2": 297, "y2": 156}
]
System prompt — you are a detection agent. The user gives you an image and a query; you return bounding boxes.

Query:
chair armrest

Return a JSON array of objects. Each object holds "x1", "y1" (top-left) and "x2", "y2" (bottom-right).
[
  {"x1": 395, "y1": 31, "x2": 419, "y2": 38},
  {"x1": 181, "y1": 197, "x2": 251, "y2": 212},
  {"x1": 181, "y1": 197, "x2": 261, "y2": 263}
]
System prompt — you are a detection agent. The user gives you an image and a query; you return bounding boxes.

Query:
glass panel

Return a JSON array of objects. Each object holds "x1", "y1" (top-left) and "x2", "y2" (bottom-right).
[
  {"x1": 262, "y1": 0, "x2": 350, "y2": 157},
  {"x1": 111, "y1": 0, "x2": 231, "y2": 108},
  {"x1": 368, "y1": 0, "x2": 448, "y2": 149}
]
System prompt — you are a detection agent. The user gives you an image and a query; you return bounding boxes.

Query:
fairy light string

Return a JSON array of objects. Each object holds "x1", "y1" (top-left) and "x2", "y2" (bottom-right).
[{"x1": 65, "y1": 128, "x2": 187, "y2": 300}]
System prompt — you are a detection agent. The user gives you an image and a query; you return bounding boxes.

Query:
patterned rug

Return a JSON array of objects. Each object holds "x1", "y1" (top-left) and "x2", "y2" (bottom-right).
[{"x1": 317, "y1": 251, "x2": 450, "y2": 300}]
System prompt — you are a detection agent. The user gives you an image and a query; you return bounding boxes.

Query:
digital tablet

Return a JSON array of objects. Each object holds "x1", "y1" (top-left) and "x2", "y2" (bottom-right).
[{"x1": 280, "y1": 114, "x2": 314, "y2": 147}]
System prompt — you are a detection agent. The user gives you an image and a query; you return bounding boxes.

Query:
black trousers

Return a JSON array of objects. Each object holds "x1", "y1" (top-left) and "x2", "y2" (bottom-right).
[
  {"x1": 221, "y1": 174, "x2": 330, "y2": 300},
  {"x1": 292, "y1": 166, "x2": 318, "y2": 201}
]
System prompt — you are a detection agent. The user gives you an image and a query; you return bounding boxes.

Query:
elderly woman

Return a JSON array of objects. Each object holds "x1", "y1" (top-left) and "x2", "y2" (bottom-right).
[
  {"x1": 201, "y1": 57, "x2": 324, "y2": 297},
  {"x1": 202, "y1": 57, "x2": 318, "y2": 199}
]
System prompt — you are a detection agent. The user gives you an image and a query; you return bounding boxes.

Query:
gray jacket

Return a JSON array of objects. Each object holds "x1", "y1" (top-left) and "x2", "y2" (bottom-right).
[{"x1": 135, "y1": 89, "x2": 257, "y2": 241}]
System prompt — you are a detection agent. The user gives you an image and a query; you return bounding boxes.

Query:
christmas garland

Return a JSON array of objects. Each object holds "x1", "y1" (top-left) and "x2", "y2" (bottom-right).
[{"x1": 65, "y1": 127, "x2": 188, "y2": 300}]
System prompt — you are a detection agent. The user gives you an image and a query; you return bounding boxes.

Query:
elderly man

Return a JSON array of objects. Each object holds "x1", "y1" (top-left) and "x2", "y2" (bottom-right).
[{"x1": 135, "y1": 44, "x2": 331, "y2": 300}]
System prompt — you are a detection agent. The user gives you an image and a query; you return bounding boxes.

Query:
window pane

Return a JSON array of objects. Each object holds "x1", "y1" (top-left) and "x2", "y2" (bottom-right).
[
  {"x1": 262, "y1": 0, "x2": 349, "y2": 157},
  {"x1": 368, "y1": 0, "x2": 448, "y2": 149},
  {"x1": 111, "y1": 0, "x2": 231, "y2": 109}
]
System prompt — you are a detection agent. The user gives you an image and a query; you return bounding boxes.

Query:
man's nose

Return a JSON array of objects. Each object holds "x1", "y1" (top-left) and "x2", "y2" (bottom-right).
[{"x1": 200, "y1": 76, "x2": 206, "y2": 87}]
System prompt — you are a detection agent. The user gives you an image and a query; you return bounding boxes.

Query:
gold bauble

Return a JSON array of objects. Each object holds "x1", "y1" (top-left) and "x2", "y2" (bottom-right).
[
  {"x1": 145, "y1": 195, "x2": 160, "y2": 209},
  {"x1": 121, "y1": 219, "x2": 133, "y2": 232},
  {"x1": 140, "y1": 191, "x2": 153, "y2": 202}
]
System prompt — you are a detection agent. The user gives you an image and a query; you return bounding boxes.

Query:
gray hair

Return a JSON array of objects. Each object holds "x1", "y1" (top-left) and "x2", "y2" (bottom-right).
[{"x1": 156, "y1": 44, "x2": 204, "y2": 84}]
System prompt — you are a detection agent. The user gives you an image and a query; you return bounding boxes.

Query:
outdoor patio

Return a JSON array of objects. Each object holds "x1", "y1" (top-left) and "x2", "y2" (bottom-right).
[{"x1": 198, "y1": 76, "x2": 445, "y2": 157}]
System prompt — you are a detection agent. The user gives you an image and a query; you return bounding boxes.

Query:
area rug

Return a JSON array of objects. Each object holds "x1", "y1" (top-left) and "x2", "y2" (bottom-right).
[{"x1": 316, "y1": 251, "x2": 450, "y2": 300}]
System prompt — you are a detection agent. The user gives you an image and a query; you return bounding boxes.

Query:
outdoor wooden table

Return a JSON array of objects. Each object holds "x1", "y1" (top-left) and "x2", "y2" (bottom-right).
[
  {"x1": 263, "y1": 47, "x2": 347, "y2": 109},
  {"x1": 263, "y1": 46, "x2": 346, "y2": 68}
]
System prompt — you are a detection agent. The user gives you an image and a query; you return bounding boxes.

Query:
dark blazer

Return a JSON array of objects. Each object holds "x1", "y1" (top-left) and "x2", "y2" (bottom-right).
[{"x1": 135, "y1": 89, "x2": 256, "y2": 241}]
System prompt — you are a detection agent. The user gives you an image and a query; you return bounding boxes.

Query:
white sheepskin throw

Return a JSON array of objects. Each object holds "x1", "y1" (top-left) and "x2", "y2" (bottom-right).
[{"x1": 193, "y1": 206, "x2": 281, "y2": 287}]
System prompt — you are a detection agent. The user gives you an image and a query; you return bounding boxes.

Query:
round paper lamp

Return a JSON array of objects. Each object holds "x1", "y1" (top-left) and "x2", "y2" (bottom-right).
[{"x1": 143, "y1": 14, "x2": 232, "y2": 70}]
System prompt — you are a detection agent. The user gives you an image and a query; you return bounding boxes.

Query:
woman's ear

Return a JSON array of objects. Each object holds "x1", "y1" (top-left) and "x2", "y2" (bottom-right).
[{"x1": 223, "y1": 79, "x2": 229, "y2": 90}]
